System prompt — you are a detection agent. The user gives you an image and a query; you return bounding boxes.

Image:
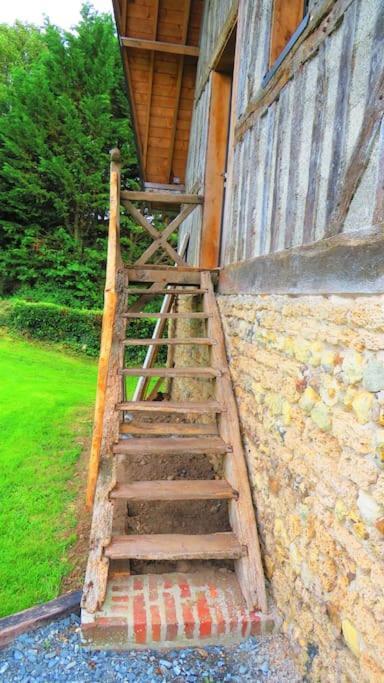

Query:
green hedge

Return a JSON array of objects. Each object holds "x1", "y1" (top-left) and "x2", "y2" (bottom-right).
[
  {"x1": 0, "y1": 299, "x2": 159, "y2": 361},
  {"x1": 0, "y1": 299, "x2": 102, "y2": 356}
]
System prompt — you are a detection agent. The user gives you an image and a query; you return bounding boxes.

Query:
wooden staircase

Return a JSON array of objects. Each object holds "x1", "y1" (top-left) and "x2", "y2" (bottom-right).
[{"x1": 81, "y1": 151, "x2": 267, "y2": 646}]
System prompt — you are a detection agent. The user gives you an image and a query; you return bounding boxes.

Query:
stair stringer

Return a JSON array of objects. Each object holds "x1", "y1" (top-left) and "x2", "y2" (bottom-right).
[
  {"x1": 82, "y1": 268, "x2": 128, "y2": 614},
  {"x1": 201, "y1": 272, "x2": 267, "y2": 613}
]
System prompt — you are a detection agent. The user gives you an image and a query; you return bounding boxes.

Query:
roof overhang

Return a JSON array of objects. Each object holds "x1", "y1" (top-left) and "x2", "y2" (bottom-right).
[{"x1": 112, "y1": 0, "x2": 204, "y2": 187}]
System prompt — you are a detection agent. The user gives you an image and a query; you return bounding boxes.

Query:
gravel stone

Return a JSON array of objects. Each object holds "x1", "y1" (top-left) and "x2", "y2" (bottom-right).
[{"x1": 0, "y1": 617, "x2": 302, "y2": 682}]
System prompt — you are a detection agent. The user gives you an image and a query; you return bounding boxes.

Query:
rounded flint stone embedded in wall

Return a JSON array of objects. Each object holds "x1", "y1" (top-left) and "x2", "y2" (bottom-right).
[{"x1": 363, "y1": 360, "x2": 384, "y2": 393}]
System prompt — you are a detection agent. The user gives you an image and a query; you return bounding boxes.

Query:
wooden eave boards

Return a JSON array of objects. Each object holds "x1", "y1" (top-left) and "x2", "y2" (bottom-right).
[{"x1": 112, "y1": 0, "x2": 204, "y2": 185}]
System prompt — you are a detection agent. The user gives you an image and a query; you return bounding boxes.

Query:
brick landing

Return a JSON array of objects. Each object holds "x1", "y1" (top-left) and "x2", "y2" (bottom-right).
[{"x1": 81, "y1": 569, "x2": 276, "y2": 650}]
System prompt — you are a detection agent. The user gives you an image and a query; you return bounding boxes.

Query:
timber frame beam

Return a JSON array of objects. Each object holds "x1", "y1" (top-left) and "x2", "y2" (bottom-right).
[
  {"x1": 121, "y1": 191, "x2": 203, "y2": 205},
  {"x1": 218, "y1": 228, "x2": 384, "y2": 296},
  {"x1": 120, "y1": 37, "x2": 199, "y2": 58}
]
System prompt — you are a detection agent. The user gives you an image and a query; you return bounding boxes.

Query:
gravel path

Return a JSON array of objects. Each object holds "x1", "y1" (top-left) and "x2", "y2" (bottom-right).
[{"x1": 0, "y1": 615, "x2": 302, "y2": 682}]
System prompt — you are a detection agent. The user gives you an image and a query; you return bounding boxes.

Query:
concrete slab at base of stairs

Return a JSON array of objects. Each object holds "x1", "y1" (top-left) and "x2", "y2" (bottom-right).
[{"x1": 81, "y1": 569, "x2": 276, "y2": 650}]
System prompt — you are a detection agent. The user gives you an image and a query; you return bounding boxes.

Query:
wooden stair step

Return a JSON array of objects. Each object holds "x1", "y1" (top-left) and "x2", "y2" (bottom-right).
[
  {"x1": 123, "y1": 337, "x2": 214, "y2": 346},
  {"x1": 120, "y1": 367, "x2": 219, "y2": 378},
  {"x1": 104, "y1": 532, "x2": 245, "y2": 561},
  {"x1": 122, "y1": 312, "x2": 211, "y2": 319},
  {"x1": 120, "y1": 422, "x2": 218, "y2": 436},
  {"x1": 116, "y1": 400, "x2": 223, "y2": 414},
  {"x1": 126, "y1": 288, "x2": 207, "y2": 296},
  {"x1": 110, "y1": 479, "x2": 237, "y2": 501},
  {"x1": 113, "y1": 436, "x2": 229, "y2": 455}
]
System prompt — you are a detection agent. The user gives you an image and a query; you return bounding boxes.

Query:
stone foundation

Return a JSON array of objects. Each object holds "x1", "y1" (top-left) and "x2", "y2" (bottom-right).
[{"x1": 218, "y1": 293, "x2": 384, "y2": 682}]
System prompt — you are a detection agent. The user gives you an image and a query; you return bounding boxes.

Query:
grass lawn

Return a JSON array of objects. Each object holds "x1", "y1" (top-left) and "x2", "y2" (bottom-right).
[
  {"x1": 0, "y1": 335, "x2": 100, "y2": 617},
  {"x1": 0, "y1": 333, "x2": 160, "y2": 617}
]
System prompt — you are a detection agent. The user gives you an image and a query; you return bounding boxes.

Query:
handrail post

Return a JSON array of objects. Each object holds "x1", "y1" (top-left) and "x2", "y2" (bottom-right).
[{"x1": 86, "y1": 148, "x2": 121, "y2": 509}]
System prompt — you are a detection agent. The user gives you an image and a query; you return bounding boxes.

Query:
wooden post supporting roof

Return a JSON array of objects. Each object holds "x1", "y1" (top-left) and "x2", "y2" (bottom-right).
[{"x1": 200, "y1": 72, "x2": 232, "y2": 268}]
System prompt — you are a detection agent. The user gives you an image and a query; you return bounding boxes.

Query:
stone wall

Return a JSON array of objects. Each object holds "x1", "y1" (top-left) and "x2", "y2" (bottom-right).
[{"x1": 218, "y1": 293, "x2": 384, "y2": 682}]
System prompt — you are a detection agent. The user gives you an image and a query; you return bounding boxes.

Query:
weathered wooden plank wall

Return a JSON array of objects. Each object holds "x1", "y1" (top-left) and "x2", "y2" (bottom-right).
[
  {"x1": 224, "y1": 0, "x2": 384, "y2": 264},
  {"x1": 184, "y1": 0, "x2": 384, "y2": 266},
  {"x1": 181, "y1": 0, "x2": 237, "y2": 263}
]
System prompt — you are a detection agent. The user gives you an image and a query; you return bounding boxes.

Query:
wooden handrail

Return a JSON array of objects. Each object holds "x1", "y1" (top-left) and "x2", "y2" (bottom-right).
[
  {"x1": 121, "y1": 190, "x2": 203, "y2": 204},
  {"x1": 86, "y1": 148, "x2": 122, "y2": 509}
]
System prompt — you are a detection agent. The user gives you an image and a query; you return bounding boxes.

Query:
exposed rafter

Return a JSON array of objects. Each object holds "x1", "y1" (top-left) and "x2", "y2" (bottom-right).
[
  {"x1": 142, "y1": 0, "x2": 159, "y2": 171},
  {"x1": 165, "y1": 0, "x2": 192, "y2": 184}
]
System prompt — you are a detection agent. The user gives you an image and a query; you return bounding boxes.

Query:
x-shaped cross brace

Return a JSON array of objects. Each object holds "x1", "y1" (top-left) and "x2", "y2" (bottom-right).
[{"x1": 122, "y1": 200, "x2": 196, "y2": 266}]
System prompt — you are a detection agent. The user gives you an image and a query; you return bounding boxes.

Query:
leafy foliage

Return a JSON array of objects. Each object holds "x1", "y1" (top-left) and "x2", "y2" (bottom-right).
[{"x1": 0, "y1": 4, "x2": 146, "y2": 309}]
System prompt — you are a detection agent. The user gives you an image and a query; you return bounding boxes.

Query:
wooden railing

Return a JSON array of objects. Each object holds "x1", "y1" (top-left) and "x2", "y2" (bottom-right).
[
  {"x1": 86, "y1": 148, "x2": 122, "y2": 509},
  {"x1": 85, "y1": 151, "x2": 202, "y2": 507},
  {"x1": 132, "y1": 234, "x2": 189, "y2": 401}
]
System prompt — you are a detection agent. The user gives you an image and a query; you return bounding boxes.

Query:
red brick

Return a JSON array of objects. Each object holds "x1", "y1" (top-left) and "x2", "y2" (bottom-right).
[
  {"x1": 133, "y1": 595, "x2": 147, "y2": 645},
  {"x1": 196, "y1": 592, "x2": 212, "y2": 638},
  {"x1": 148, "y1": 575, "x2": 159, "y2": 602},
  {"x1": 182, "y1": 602, "x2": 195, "y2": 639},
  {"x1": 212, "y1": 601, "x2": 226, "y2": 636},
  {"x1": 83, "y1": 571, "x2": 275, "y2": 648},
  {"x1": 164, "y1": 592, "x2": 178, "y2": 641},
  {"x1": 133, "y1": 578, "x2": 144, "y2": 591},
  {"x1": 150, "y1": 604, "x2": 162, "y2": 642},
  {"x1": 209, "y1": 584, "x2": 218, "y2": 599},
  {"x1": 96, "y1": 617, "x2": 127, "y2": 627},
  {"x1": 179, "y1": 580, "x2": 191, "y2": 598}
]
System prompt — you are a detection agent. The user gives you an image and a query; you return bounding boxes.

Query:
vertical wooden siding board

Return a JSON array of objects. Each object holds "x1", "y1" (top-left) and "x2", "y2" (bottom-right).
[
  {"x1": 237, "y1": 1, "x2": 257, "y2": 117},
  {"x1": 195, "y1": 0, "x2": 237, "y2": 94},
  {"x1": 183, "y1": 79, "x2": 210, "y2": 263},
  {"x1": 259, "y1": 2, "x2": 274, "y2": 92},
  {"x1": 325, "y1": 3, "x2": 358, "y2": 223},
  {"x1": 313, "y1": 22, "x2": 344, "y2": 240},
  {"x1": 253, "y1": 114, "x2": 268, "y2": 257},
  {"x1": 249, "y1": 0, "x2": 262, "y2": 102},
  {"x1": 322, "y1": 1, "x2": 384, "y2": 237},
  {"x1": 293, "y1": 55, "x2": 319, "y2": 248},
  {"x1": 367, "y1": 1, "x2": 384, "y2": 92},
  {"x1": 259, "y1": 102, "x2": 277, "y2": 255},
  {"x1": 242, "y1": 130, "x2": 253, "y2": 260},
  {"x1": 237, "y1": 132, "x2": 251, "y2": 261},
  {"x1": 369, "y1": 2, "x2": 384, "y2": 229},
  {"x1": 244, "y1": 122, "x2": 259, "y2": 260},
  {"x1": 269, "y1": 86, "x2": 290, "y2": 252},
  {"x1": 283, "y1": 68, "x2": 306, "y2": 249},
  {"x1": 303, "y1": 43, "x2": 328, "y2": 243},
  {"x1": 373, "y1": 112, "x2": 384, "y2": 226},
  {"x1": 231, "y1": 146, "x2": 242, "y2": 263},
  {"x1": 276, "y1": 83, "x2": 295, "y2": 252}
]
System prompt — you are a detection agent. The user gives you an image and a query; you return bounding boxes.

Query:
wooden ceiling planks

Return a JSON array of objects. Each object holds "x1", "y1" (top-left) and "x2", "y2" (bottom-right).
[{"x1": 113, "y1": 0, "x2": 204, "y2": 185}]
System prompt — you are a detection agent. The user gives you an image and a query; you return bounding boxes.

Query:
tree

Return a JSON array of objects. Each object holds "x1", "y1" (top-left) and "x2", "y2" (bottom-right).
[
  {"x1": 0, "y1": 4, "x2": 144, "y2": 308},
  {"x1": 0, "y1": 21, "x2": 44, "y2": 112}
]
